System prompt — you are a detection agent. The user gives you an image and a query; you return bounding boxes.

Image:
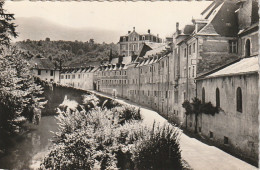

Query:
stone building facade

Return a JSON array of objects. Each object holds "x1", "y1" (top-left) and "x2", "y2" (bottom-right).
[
  {"x1": 118, "y1": 27, "x2": 162, "y2": 56},
  {"x1": 31, "y1": 57, "x2": 60, "y2": 83},
  {"x1": 60, "y1": 66, "x2": 97, "y2": 90},
  {"x1": 192, "y1": 0, "x2": 259, "y2": 162},
  {"x1": 56, "y1": 0, "x2": 259, "y2": 163}
]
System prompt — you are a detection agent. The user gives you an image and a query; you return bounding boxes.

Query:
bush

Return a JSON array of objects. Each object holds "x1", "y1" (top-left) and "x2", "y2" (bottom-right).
[
  {"x1": 82, "y1": 94, "x2": 99, "y2": 111},
  {"x1": 42, "y1": 94, "x2": 183, "y2": 170},
  {"x1": 111, "y1": 105, "x2": 142, "y2": 125},
  {"x1": 133, "y1": 123, "x2": 182, "y2": 170}
]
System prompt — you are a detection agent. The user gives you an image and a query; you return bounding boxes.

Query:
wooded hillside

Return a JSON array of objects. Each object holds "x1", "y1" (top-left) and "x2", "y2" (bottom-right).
[{"x1": 15, "y1": 38, "x2": 119, "y2": 67}]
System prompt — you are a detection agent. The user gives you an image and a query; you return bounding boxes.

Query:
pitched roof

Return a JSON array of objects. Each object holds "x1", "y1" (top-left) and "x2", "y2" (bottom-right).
[
  {"x1": 203, "y1": 56, "x2": 258, "y2": 79},
  {"x1": 31, "y1": 57, "x2": 56, "y2": 70},
  {"x1": 197, "y1": 23, "x2": 219, "y2": 35}
]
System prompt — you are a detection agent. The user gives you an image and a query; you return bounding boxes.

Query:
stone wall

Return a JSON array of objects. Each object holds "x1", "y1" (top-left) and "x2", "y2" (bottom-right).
[{"x1": 194, "y1": 73, "x2": 259, "y2": 162}]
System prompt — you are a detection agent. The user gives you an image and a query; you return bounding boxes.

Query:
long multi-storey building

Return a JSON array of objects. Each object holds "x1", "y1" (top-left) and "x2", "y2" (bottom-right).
[{"x1": 58, "y1": 0, "x2": 259, "y2": 164}]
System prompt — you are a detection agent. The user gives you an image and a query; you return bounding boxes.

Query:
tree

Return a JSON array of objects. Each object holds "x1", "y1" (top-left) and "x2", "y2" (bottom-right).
[
  {"x1": 0, "y1": 1, "x2": 18, "y2": 52},
  {"x1": 0, "y1": 2, "x2": 45, "y2": 133},
  {"x1": 182, "y1": 98, "x2": 219, "y2": 133},
  {"x1": 45, "y1": 37, "x2": 50, "y2": 42},
  {"x1": 0, "y1": 48, "x2": 45, "y2": 133}
]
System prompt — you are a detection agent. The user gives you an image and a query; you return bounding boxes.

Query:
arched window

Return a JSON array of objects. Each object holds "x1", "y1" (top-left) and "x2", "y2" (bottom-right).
[
  {"x1": 236, "y1": 87, "x2": 242, "y2": 112},
  {"x1": 202, "y1": 88, "x2": 205, "y2": 103},
  {"x1": 245, "y1": 39, "x2": 251, "y2": 57},
  {"x1": 216, "y1": 88, "x2": 220, "y2": 107}
]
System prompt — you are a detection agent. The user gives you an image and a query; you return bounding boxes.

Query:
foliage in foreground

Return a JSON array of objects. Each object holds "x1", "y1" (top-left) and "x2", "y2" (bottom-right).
[
  {"x1": 0, "y1": 1, "x2": 46, "y2": 134},
  {"x1": 41, "y1": 94, "x2": 183, "y2": 170},
  {"x1": 0, "y1": 48, "x2": 46, "y2": 133}
]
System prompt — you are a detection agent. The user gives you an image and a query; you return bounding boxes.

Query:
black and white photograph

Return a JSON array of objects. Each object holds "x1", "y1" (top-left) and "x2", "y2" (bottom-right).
[{"x1": 0, "y1": 0, "x2": 259, "y2": 169}]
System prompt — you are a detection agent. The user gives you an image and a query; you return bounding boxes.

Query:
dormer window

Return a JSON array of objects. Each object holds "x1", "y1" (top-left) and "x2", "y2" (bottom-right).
[
  {"x1": 142, "y1": 36, "x2": 145, "y2": 40},
  {"x1": 123, "y1": 37, "x2": 126, "y2": 42}
]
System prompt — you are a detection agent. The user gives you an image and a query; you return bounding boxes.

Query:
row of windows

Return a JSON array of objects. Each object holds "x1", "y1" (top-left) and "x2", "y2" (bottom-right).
[
  {"x1": 121, "y1": 35, "x2": 160, "y2": 42},
  {"x1": 99, "y1": 71, "x2": 127, "y2": 77},
  {"x1": 129, "y1": 90, "x2": 172, "y2": 99},
  {"x1": 38, "y1": 70, "x2": 54, "y2": 76},
  {"x1": 184, "y1": 42, "x2": 196, "y2": 57},
  {"x1": 60, "y1": 74, "x2": 90, "y2": 79},
  {"x1": 184, "y1": 65, "x2": 196, "y2": 78},
  {"x1": 202, "y1": 87, "x2": 242, "y2": 112},
  {"x1": 101, "y1": 79, "x2": 127, "y2": 85},
  {"x1": 183, "y1": 40, "x2": 239, "y2": 57}
]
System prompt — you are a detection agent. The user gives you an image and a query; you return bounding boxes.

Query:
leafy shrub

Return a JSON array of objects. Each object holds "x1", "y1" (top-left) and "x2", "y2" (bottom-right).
[
  {"x1": 82, "y1": 94, "x2": 99, "y2": 111},
  {"x1": 42, "y1": 94, "x2": 183, "y2": 170},
  {"x1": 97, "y1": 97, "x2": 120, "y2": 109},
  {"x1": 111, "y1": 105, "x2": 142, "y2": 125},
  {"x1": 133, "y1": 123, "x2": 182, "y2": 170}
]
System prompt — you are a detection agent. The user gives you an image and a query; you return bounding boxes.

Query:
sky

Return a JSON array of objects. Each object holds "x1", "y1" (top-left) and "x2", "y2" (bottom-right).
[{"x1": 4, "y1": 1, "x2": 212, "y2": 42}]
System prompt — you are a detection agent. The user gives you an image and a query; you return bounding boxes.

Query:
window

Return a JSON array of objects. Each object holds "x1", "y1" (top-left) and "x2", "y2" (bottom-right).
[
  {"x1": 78, "y1": 74, "x2": 80, "y2": 79},
  {"x1": 245, "y1": 39, "x2": 251, "y2": 57},
  {"x1": 72, "y1": 75, "x2": 75, "y2": 79},
  {"x1": 192, "y1": 66, "x2": 195, "y2": 77},
  {"x1": 236, "y1": 87, "x2": 242, "y2": 112},
  {"x1": 140, "y1": 69, "x2": 142, "y2": 74},
  {"x1": 188, "y1": 67, "x2": 191, "y2": 78},
  {"x1": 165, "y1": 91, "x2": 168, "y2": 98},
  {"x1": 50, "y1": 70, "x2": 54, "y2": 76},
  {"x1": 132, "y1": 44, "x2": 136, "y2": 51},
  {"x1": 202, "y1": 88, "x2": 205, "y2": 104},
  {"x1": 229, "y1": 40, "x2": 237, "y2": 53},
  {"x1": 193, "y1": 43, "x2": 195, "y2": 53},
  {"x1": 224, "y1": 136, "x2": 229, "y2": 144},
  {"x1": 65, "y1": 75, "x2": 67, "y2": 79},
  {"x1": 189, "y1": 45, "x2": 191, "y2": 55},
  {"x1": 142, "y1": 36, "x2": 145, "y2": 40},
  {"x1": 123, "y1": 37, "x2": 126, "y2": 42},
  {"x1": 210, "y1": 131, "x2": 213, "y2": 138},
  {"x1": 216, "y1": 88, "x2": 220, "y2": 108},
  {"x1": 174, "y1": 91, "x2": 178, "y2": 104},
  {"x1": 38, "y1": 70, "x2": 41, "y2": 75},
  {"x1": 184, "y1": 48, "x2": 187, "y2": 57},
  {"x1": 46, "y1": 70, "x2": 48, "y2": 73}
]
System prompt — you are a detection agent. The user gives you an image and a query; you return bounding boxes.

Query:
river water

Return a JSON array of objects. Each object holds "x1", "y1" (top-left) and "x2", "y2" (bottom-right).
[
  {"x1": 0, "y1": 116, "x2": 59, "y2": 169},
  {"x1": 0, "y1": 86, "x2": 89, "y2": 169}
]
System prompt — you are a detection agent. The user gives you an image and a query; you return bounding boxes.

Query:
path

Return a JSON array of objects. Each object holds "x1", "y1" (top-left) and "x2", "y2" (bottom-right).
[{"x1": 91, "y1": 90, "x2": 258, "y2": 170}]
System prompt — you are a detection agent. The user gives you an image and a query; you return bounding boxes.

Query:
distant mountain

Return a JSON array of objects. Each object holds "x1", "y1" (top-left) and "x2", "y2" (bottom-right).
[{"x1": 14, "y1": 17, "x2": 121, "y2": 43}]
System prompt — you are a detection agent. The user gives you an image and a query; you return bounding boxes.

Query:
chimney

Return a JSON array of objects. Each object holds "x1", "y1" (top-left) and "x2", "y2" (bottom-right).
[
  {"x1": 148, "y1": 29, "x2": 150, "y2": 34},
  {"x1": 128, "y1": 31, "x2": 131, "y2": 34},
  {"x1": 133, "y1": 27, "x2": 135, "y2": 31},
  {"x1": 176, "y1": 22, "x2": 179, "y2": 31}
]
